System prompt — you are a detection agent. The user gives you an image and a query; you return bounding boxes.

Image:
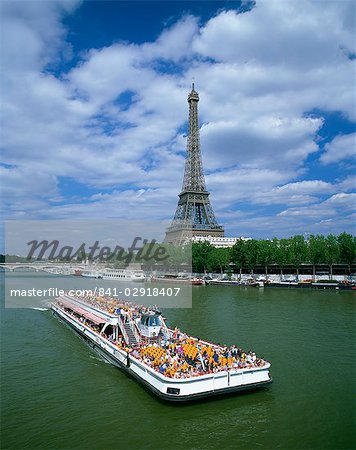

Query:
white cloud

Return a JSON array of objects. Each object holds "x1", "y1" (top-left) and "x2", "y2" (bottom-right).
[
  {"x1": 275, "y1": 180, "x2": 333, "y2": 195},
  {"x1": 200, "y1": 116, "x2": 321, "y2": 170},
  {"x1": 226, "y1": 211, "x2": 356, "y2": 238},
  {"x1": 320, "y1": 133, "x2": 356, "y2": 164},
  {"x1": 223, "y1": 192, "x2": 356, "y2": 238},
  {"x1": 324, "y1": 192, "x2": 356, "y2": 208},
  {"x1": 141, "y1": 15, "x2": 198, "y2": 62},
  {"x1": 279, "y1": 192, "x2": 356, "y2": 218},
  {"x1": 337, "y1": 176, "x2": 356, "y2": 192},
  {"x1": 208, "y1": 170, "x2": 341, "y2": 212},
  {"x1": 192, "y1": 1, "x2": 355, "y2": 120},
  {"x1": 193, "y1": 1, "x2": 355, "y2": 68},
  {"x1": 0, "y1": 0, "x2": 79, "y2": 72},
  {"x1": 0, "y1": 166, "x2": 58, "y2": 218}
]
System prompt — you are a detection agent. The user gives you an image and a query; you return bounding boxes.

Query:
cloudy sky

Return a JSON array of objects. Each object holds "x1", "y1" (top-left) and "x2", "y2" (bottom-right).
[{"x1": 1, "y1": 0, "x2": 355, "y2": 242}]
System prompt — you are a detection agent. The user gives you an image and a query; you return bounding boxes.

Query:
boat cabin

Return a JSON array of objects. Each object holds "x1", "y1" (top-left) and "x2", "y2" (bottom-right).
[{"x1": 139, "y1": 313, "x2": 162, "y2": 338}]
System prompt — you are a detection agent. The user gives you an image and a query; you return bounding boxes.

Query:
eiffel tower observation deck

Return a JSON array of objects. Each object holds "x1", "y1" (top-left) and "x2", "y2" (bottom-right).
[{"x1": 165, "y1": 84, "x2": 224, "y2": 245}]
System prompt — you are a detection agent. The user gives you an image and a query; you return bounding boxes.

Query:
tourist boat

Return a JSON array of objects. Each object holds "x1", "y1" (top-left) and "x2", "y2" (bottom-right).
[{"x1": 51, "y1": 294, "x2": 272, "y2": 402}]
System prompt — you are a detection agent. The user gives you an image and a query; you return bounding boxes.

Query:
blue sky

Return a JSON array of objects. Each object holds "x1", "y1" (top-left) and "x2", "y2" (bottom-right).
[{"x1": 1, "y1": 0, "x2": 355, "y2": 241}]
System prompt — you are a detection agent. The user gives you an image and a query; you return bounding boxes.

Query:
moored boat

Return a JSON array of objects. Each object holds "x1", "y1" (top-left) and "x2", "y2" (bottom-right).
[
  {"x1": 206, "y1": 278, "x2": 264, "y2": 287},
  {"x1": 51, "y1": 294, "x2": 272, "y2": 401},
  {"x1": 81, "y1": 269, "x2": 102, "y2": 278},
  {"x1": 264, "y1": 280, "x2": 356, "y2": 290},
  {"x1": 101, "y1": 268, "x2": 146, "y2": 282},
  {"x1": 206, "y1": 279, "x2": 241, "y2": 286},
  {"x1": 151, "y1": 275, "x2": 204, "y2": 285}
]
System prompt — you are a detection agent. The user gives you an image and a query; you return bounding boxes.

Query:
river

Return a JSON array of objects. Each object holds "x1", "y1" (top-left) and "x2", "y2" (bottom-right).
[{"x1": 1, "y1": 272, "x2": 355, "y2": 449}]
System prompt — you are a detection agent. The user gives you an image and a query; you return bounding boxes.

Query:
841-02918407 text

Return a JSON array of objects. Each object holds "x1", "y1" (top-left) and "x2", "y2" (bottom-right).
[{"x1": 95, "y1": 287, "x2": 181, "y2": 297}]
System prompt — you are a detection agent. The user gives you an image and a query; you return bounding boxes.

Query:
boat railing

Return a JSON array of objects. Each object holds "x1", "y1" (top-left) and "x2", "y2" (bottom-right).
[
  {"x1": 118, "y1": 314, "x2": 130, "y2": 345},
  {"x1": 160, "y1": 317, "x2": 171, "y2": 339}
]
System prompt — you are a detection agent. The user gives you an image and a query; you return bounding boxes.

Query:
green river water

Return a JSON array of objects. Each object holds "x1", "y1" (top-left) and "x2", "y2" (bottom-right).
[{"x1": 1, "y1": 272, "x2": 355, "y2": 450}]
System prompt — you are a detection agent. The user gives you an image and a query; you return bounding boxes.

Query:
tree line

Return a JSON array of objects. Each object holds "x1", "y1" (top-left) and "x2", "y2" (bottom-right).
[
  {"x1": 192, "y1": 233, "x2": 356, "y2": 278},
  {"x1": 2, "y1": 233, "x2": 354, "y2": 279}
]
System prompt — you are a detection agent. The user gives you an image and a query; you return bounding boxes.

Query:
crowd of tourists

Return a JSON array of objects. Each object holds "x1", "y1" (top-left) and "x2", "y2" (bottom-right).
[{"x1": 127, "y1": 333, "x2": 266, "y2": 378}]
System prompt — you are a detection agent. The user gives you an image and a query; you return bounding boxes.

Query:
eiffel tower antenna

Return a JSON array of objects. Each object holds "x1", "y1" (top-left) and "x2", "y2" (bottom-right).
[{"x1": 165, "y1": 84, "x2": 224, "y2": 245}]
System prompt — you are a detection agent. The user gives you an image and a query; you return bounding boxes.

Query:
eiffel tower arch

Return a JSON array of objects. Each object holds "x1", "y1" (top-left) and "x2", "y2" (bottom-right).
[{"x1": 165, "y1": 84, "x2": 224, "y2": 245}]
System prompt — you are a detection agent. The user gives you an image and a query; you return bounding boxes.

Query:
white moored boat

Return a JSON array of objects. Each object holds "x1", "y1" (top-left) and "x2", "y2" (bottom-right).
[
  {"x1": 101, "y1": 268, "x2": 146, "y2": 282},
  {"x1": 51, "y1": 294, "x2": 272, "y2": 401},
  {"x1": 81, "y1": 269, "x2": 102, "y2": 278}
]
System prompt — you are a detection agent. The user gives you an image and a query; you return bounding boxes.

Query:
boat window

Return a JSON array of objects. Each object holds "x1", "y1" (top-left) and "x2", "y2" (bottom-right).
[
  {"x1": 167, "y1": 387, "x2": 180, "y2": 395},
  {"x1": 148, "y1": 316, "x2": 159, "y2": 327}
]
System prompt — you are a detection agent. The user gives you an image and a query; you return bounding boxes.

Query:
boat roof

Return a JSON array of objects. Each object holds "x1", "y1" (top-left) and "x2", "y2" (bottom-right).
[
  {"x1": 59, "y1": 298, "x2": 105, "y2": 325},
  {"x1": 59, "y1": 294, "x2": 118, "y2": 320}
]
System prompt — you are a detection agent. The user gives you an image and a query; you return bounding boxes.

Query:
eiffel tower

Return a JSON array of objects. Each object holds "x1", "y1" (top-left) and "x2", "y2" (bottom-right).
[{"x1": 165, "y1": 84, "x2": 224, "y2": 245}]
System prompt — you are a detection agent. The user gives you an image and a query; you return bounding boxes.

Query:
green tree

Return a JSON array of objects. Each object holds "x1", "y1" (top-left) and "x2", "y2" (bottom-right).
[
  {"x1": 337, "y1": 233, "x2": 356, "y2": 274},
  {"x1": 244, "y1": 239, "x2": 259, "y2": 276},
  {"x1": 192, "y1": 241, "x2": 214, "y2": 274},
  {"x1": 208, "y1": 247, "x2": 231, "y2": 275},
  {"x1": 289, "y1": 235, "x2": 308, "y2": 280},
  {"x1": 308, "y1": 235, "x2": 326, "y2": 280},
  {"x1": 273, "y1": 238, "x2": 291, "y2": 276},
  {"x1": 256, "y1": 239, "x2": 275, "y2": 279},
  {"x1": 167, "y1": 244, "x2": 191, "y2": 272},
  {"x1": 324, "y1": 234, "x2": 340, "y2": 279},
  {"x1": 230, "y1": 239, "x2": 246, "y2": 279}
]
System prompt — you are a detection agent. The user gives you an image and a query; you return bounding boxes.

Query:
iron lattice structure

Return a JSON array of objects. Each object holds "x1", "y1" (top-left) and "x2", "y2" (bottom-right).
[{"x1": 165, "y1": 84, "x2": 224, "y2": 245}]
